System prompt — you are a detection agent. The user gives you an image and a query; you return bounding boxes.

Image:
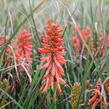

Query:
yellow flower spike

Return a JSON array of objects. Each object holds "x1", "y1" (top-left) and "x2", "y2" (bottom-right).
[{"x1": 69, "y1": 82, "x2": 82, "y2": 109}]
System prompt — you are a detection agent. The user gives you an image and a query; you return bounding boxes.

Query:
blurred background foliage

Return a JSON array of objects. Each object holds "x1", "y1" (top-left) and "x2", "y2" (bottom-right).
[{"x1": 0, "y1": 0, "x2": 109, "y2": 33}]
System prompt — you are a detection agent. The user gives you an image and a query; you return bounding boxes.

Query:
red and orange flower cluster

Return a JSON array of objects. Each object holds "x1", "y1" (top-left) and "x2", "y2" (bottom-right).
[
  {"x1": 15, "y1": 29, "x2": 32, "y2": 63},
  {"x1": 71, "y1": 25, "x2": 92, "y2": 55},
  {"x1": 71, "y1": 25, "x2": 109, "y2": 108},
  {"x1": 2, "y1": 20, "x2": 109, "y2": 108},
  {"x1": 88, "y1": 79, "x2": 109, "y2": 109},
  {"x1": 0, "y1": 29, "x2": 32, "y2": 74},
  {"x1": 0, "y1": 20, "x2": 67, "y2": 94},
  {"x1": 38, "y1": 20, "x2": 66, "y2": 94},
  {"x1": 71, "y1": 25, "x2": 109, "y2": 58}
]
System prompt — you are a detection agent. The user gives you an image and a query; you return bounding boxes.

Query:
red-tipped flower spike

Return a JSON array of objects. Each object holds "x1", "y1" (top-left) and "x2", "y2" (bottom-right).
[
  {"x1": 71, "y1": 36, "x2": 82, "y2": 54},
  {"x1": 71, "y1": 25, "x2": 93, "y2": 55},
  {"x1": 38, "y1": 19, "x2": 66, "y2": 94},
  {"x1": 88, "y1": 79, "x2": 109, "y2": 109},
  {"x1": 15, "y1": 29, "x2": 32, "y2": 63}
]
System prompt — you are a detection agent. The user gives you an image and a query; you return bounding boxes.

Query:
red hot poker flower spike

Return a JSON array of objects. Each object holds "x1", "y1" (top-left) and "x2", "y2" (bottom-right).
[
  {"x1": 15, "y1": 29, "x2": 32, "y2": 63},
  {"x1": 88, "y1": 79, "x2": 109, "y2": 109},
  {"x1": 38, "y1": 20, "x2": 66, "y2": 94}
]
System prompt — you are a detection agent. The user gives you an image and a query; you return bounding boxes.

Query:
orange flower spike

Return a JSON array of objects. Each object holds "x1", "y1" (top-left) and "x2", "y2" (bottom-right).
[
  {"x1": 71, "y1": 25, "x2": 93, "y2": 55},
  {"x1": 71, "y1": 36, "x2": 81, "y2": 54},
  {"x1": 80, "y1": 29, "x2": 90, "y2": 43},
  {"x1": 38, "y1": 19, "x2": 66, "y2": 94},
  {"x1": 88, "y1": 79, "x2": 109, "y2": 108},
  {"x1": 15, "y1": 29, "x2": 32, "y2": 63},
  {"x1": 88, "y1": 90, "x2": 99, "y2": 105}
]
